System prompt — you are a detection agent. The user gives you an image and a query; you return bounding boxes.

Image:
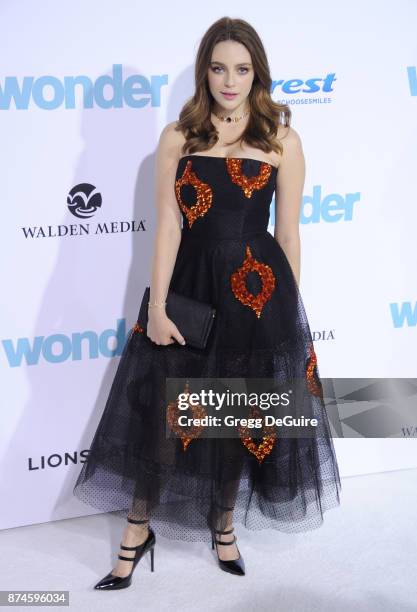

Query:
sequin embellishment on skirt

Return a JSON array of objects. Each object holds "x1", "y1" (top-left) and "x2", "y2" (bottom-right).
[
  {"x1": 166, "y1": 381, "x2": 207, "y2": 451},
  {"x1": 230, "y1": 245, "x2": 276, "y2": 317},
  {"x1": 306, "y1": 343, "x2": 324, "y2": 399},
  {"x1": 237, "y1": 405, "x2": 277, "y2": 464}
]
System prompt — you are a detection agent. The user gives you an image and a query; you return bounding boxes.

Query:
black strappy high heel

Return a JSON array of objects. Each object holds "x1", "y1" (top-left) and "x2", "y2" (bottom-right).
[
  {"x1": 210, "y1": 503, "x2": 245, "y2": 576},
  {"x1": 94, "y1": 517, "x2": 155, "y2": 590}
]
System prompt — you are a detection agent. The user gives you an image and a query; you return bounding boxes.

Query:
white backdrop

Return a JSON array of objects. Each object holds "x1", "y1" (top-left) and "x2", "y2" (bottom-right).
[{"x1": 1, "y1": 0, "x2": 416, "y2": 529}]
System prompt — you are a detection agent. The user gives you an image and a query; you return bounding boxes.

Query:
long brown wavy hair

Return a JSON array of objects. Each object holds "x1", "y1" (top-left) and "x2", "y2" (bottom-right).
[{"x1": 175, "y1": 17, "x2": 291, "y2": 156}]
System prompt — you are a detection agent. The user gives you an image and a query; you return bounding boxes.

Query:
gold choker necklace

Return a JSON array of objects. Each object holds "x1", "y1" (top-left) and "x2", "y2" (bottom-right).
[{"x1": 212, "y1": 109, "x2": 250, "y2": 123}]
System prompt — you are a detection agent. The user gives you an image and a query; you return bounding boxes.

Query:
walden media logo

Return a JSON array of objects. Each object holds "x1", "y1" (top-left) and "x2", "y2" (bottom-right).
[
  {"x1": 2, "y1": 320, "x2": 129, "y2": 367},
  {"x1": 21, "y1": 181, "x2": 146, "y2": 239},
  {"x1": 67, "y1": 183, "x2": 102, "y2": 219},
  {"x1": 0, "y1": 64, "x2": 168, "y2": 110}
]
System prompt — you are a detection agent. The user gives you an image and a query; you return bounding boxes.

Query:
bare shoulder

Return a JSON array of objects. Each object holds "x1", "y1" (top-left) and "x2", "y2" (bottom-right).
[
  {"x1": 157, "y1": 120, "x2": 184, "y2": 163},
  {"x1": 276, "y1": 124, "x2": 303, "y2": 148},
  {"x1": 275, "y1": 125, "x2": 304, "y2": 168},
  {"x1": 159, "y1": 119, "x2": 180, "y2": 140}
]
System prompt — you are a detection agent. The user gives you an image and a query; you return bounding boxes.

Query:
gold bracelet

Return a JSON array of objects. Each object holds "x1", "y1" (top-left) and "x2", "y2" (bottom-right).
[{"x1": 148, "y1": 299, "x2": 167, "y2": 308}]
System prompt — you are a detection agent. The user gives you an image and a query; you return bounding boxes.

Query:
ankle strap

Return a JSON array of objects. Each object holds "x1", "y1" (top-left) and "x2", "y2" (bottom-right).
[
  {"x1": 214, "y1": 534, "x2": 237, "y2": 545},
  {"x1": 127, "y1": 517, "x2": 149, "y2": 524},
  {"x1": 120, "y1": 542, "x2": 146, "y2": 550}
]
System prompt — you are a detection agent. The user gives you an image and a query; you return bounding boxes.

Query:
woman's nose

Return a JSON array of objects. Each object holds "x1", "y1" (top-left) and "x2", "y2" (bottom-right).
[{"x1": 224, "y1": 78, "x2": 236, "y2": 87}]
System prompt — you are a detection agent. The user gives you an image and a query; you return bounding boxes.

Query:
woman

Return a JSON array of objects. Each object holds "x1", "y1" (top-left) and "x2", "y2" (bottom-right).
[{"x1": 73, "y1": 16, "x2": 342, "y2": 589}]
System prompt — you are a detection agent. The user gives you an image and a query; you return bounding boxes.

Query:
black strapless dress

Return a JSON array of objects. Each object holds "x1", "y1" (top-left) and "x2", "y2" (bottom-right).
[{"x1": 73, "y1": 154, "x2": 342, "y2": 541}]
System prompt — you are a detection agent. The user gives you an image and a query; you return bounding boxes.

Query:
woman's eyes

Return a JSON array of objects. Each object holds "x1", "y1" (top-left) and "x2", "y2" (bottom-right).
[{"x1": 211, "y1": 66, "x2": 249, "y2": 74}]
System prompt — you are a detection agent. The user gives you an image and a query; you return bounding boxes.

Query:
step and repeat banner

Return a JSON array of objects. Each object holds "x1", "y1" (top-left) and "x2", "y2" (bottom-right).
[{"x1": 1, "y1": 0, "x2": 416, "y2": 528}]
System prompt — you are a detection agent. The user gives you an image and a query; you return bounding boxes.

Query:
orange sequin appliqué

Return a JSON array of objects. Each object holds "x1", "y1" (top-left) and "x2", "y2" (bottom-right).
[
  {"x1": 230, "y1": 245, "x2": 276, "y2": 318},
  {"x1": 166, "y1": 381, "x2": 207, "y2": 451},
  {"x1": 306, "y1": 343, "x2": 323, "y2": 399},
  {"x1": 175, "y1": 160, "x2": 213, "y2": 228},
  {"x1": 132, "y1": 322, "x2": 145, "y2": 333},
  {"x1": 225, "y1": 158, "x2": 272, "y2": 198},
  {"x1": 237, "y1": 405, "x2": 277, "y2": 464}
]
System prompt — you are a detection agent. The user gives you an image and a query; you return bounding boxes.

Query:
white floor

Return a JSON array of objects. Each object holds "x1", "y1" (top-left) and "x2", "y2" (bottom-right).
[{"x1": 1, "y1": 468, "x2": 416, "y2": 612}]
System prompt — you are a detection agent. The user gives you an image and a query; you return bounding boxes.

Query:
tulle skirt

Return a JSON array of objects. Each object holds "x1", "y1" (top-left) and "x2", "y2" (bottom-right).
[{"x1": 73, "y1": 231, "x2": 342, "y2": 541}]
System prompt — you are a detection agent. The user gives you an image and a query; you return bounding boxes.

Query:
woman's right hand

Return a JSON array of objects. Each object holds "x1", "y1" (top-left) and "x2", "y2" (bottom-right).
[{"x1": 146, "y1": 309, "x2": 186, "y2": 346}]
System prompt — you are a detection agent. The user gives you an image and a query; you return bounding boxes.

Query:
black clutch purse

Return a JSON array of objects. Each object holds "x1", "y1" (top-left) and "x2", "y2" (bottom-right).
[{"x1": 137, "y1": 286, "x2": 216, "y2": 350}]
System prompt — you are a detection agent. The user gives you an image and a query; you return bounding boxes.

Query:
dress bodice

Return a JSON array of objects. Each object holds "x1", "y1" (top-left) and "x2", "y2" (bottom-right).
[{"x1": 175, "y1": 155, "x2": 277, "y2": 242}]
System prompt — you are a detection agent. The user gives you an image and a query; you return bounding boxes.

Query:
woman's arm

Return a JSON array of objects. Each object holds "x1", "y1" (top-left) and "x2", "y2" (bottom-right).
[
  {"x1": 146, "y1": 122, "x2": 186, "y2": 345},
  {"x1": 274, "y1": 126, "x2": 306, "y2": 287},
  {"x1": 148, "y1": 122, "x2": 182, "y2": 307}
]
